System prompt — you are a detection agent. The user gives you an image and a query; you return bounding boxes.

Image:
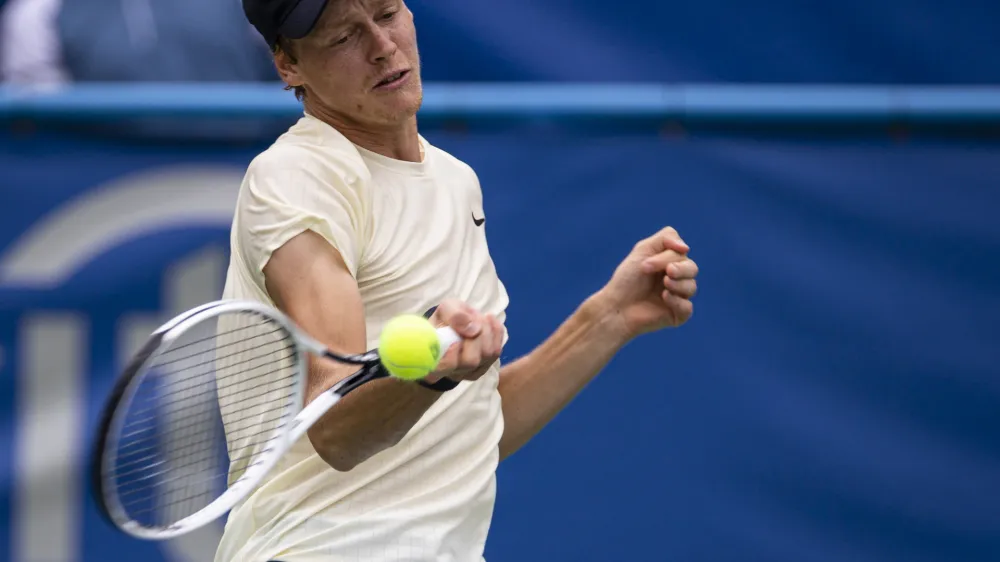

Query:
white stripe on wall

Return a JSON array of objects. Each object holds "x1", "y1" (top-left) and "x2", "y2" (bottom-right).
[
  {"x1": 118, "y1": 245, "x2": 227, "y2": 562},
  {"x1": 14, "y1": 314, "x2": 85, "y2": 562},
  {"x1": 161, "y1": 246, "x2": 228, "y2": 562}
]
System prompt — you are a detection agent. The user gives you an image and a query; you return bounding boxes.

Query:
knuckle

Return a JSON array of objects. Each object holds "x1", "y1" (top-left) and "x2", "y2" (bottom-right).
[{"x1": 460, "y1": 346, "x2": 481, "y2": 366}]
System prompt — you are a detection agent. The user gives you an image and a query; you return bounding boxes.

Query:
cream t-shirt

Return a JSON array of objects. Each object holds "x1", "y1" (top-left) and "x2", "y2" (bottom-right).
[{"x1": 215, "y1": 113, "x2": 509, "y2": 562}]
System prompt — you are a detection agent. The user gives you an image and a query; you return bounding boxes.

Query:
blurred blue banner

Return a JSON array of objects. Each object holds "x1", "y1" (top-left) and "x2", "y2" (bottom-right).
[
  {"x1": 1, "y1": 107, "x2": 999, "y2": 561},
  {"x1": 7, "y1": 0, "x2": 998, "y2": 84},
  {"x1": 409, "y1": 0, "x2": 1000, "y2": 84}
]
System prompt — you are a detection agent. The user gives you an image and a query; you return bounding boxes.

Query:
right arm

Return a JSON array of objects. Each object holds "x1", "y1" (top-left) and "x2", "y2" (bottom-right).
[{"x1": 264, "y1": 229, "x2": 501, "y2": 471}]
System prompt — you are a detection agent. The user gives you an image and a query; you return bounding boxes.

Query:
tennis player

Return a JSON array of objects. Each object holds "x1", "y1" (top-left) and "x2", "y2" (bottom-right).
[{"x1": 221, "y1": 0, "x2": 699, "y2": 560}]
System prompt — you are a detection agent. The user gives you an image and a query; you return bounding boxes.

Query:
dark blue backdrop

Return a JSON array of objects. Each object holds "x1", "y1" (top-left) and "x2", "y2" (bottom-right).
[
  {"x1": 26, "y1": 0, "x2": 1000, "y2": 84},
  {"x1": 410, "y1": 1, "x2": 1000, "y2": 84},
  {"x1": 1, "y1": 123, "x2": 998, "y2": 562},
  {"x1": 4, "y1": 0, "x2": 1000, "y2": 559}
]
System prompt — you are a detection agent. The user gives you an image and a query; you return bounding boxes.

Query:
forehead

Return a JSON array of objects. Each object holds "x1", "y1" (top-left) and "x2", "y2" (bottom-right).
[{"x1": 315, "y1": 0, "x2": 390, "y2": 28}]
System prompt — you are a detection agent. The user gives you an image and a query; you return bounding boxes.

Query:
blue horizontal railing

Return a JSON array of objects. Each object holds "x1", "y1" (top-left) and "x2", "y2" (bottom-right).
[{"x1": 1, "y1": 83, "x2": 1000, "y2": 124}]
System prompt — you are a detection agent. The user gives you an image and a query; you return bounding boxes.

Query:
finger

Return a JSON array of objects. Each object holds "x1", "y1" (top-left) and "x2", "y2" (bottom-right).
[
  {"x1": 478, "y1": 315, "x2": 498, "y2": 358},
  {"x1": 641, "y1": 250, "x2": 685, "y2": 274},
  {"x1": 458, "y1": 323, "x2": 487, "y2": 372},
  {"x1": 661, "y1": 291, "x2": 694, "y2": 319},
  {"x1": 463, "y1": 360, "x2": 496, "y2": 382},
  {"x1": 490, "y1": 316, "x2": 505, "y2": 358},
  {"x1": 654, "y1": 227, "x2": 689, "y2": 254},
  {"x1": 426, "y1": 343, "x2": 462, "y2": 382},
  {"x1": 664, "y1": 277, "x2": 697, "y2": 299},
  {"x1": 432, "y1": 300, "x2": 482, "y2": 338},
  {"x1": 434, "y1": 342, "x2": 462, "y2": 373},
  {"x1": 666, "y1": 259, "x2": 699, "y2": 280}
]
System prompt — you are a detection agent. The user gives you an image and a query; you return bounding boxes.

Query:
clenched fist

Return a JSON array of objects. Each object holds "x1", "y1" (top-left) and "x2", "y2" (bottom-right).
[
  {"x1": 597, "y1": 226, "x2": 699, "y2": 340},
  {"x1": 424, "y1": 298, "x2": 505, "y2": 384}
]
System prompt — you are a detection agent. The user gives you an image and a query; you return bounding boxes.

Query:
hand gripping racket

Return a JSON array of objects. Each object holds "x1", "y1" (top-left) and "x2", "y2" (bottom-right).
[{"x1": 90, "y1": 299, "x2": 460, "y2": 540}]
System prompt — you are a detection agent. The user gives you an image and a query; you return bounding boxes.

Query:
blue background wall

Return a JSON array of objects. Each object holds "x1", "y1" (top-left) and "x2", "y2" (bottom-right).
[
  {"x1": 28, "y1": 0, "x2": 1000, "y2": 84},
  {"x1": 411, "y1": 1, "x2": 1000, "y2": 83},
  {"x1": 2, "y1": 0, "x2": 1000, "y2": 560},
  {"x1": 1, "y1": 119, "x2": 998, "y2": 561}
]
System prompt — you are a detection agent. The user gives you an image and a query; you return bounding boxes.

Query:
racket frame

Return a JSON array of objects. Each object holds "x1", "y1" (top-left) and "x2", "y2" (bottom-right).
[
  {"x1": 92, "y1": 299, "x2": 458, "y2": 540},
  {"x1": 96, "y1": 301, "x2": 314, "y2": 539}
]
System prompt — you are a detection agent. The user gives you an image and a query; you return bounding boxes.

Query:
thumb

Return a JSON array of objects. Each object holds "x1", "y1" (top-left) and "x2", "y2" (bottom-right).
[
  {"x1": 642, "y1": 227, "x2": 689, "y2": 254},
  {"x1": 657, "y1": 234, "x2": 689, "y2": 255},
  {"x1": 433, "y1": 301, "x2": 482, "y2": 338},
  {"x1": 448, "y1": 309, "x2": 482, "y2": 338}
]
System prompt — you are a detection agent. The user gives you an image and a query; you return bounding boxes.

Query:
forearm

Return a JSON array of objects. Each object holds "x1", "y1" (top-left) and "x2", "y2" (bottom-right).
[
  {"x1": 306, "y1": 358, "x2": 441, "y2": 471},
  {"x1": 497, "y1": 292, "x2": 628, "y2": 460}
]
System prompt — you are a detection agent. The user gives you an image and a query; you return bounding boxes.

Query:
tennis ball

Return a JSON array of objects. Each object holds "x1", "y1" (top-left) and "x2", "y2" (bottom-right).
[{"x1": 378, "y1": 314, "x2": 443, "y2": 380}]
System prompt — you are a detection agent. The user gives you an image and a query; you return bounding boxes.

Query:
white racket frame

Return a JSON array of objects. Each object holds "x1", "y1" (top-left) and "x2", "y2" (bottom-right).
[{"x1": 100, "y1": 299, "x2": 459, "y2": 540}]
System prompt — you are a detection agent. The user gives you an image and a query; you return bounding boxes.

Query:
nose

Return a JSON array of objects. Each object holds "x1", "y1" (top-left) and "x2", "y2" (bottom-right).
[{"x1": 369, "y1": 23, "x2": 397, "y2": 64}]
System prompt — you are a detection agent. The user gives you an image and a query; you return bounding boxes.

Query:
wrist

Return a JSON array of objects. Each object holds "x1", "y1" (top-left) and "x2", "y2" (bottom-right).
[
  {"x1": 418, "y1": 304, "x2": 458, "y2": 392},
  {"x1": 418, "y1": 377, "x2": 459, "y2": 392},
  {"x1": 581, "y1": 290, "x2": 633, "y2": 349}
]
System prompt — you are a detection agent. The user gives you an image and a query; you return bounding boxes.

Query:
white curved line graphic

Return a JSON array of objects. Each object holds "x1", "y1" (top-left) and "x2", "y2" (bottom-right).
[{"x1": 0, "y1": 166, "x2": 243, "y2": 289}]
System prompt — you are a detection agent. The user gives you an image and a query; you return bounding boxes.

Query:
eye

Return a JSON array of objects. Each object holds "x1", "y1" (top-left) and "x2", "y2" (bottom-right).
[
  {"x1": 380, "y1": 10, "x2": 397, "y2": 20},
  {"x1": 331, "y1": 31, "x2": 352, "y2": 46}
]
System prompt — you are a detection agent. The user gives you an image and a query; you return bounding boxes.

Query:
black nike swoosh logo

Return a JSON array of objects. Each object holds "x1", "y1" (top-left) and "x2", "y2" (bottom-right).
[{"x1": 472, "y1": 213, "x2": 485, "y2": 227}]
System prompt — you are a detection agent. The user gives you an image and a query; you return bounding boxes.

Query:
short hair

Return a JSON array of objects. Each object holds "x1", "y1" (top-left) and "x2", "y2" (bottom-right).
[{"x1": 273, "y1": 36, "x2": 307, "y2": 101}]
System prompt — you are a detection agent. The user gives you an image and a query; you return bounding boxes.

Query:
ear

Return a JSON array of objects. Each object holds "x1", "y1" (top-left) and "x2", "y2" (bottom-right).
[{"x1": 273, "y1": 46, "x2": 305, "y2": 90}]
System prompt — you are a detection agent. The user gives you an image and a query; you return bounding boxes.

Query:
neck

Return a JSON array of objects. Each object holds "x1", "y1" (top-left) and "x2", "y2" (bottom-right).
[{"x1": 305, "y1": 101, "x2": 422, "y2": 162}]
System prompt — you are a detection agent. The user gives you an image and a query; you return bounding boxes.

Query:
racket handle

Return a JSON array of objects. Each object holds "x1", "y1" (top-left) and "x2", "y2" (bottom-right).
[{"x1": 435, "y1": 326, "x2": 461, "y2": 357}]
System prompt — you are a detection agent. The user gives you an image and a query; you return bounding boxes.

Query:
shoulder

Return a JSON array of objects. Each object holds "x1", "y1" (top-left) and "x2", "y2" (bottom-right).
[
  {"x1": 423, "y1": 138, "x2": 480, "y2": 185},
  {"x1": 245, "y1": 115, "x2": 373, "y2": 193}
]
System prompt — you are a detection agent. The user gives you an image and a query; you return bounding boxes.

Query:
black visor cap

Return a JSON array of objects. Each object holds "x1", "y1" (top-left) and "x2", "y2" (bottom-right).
[{"x1": 243, "y1": 0, "x2": 330, "y2": 49}]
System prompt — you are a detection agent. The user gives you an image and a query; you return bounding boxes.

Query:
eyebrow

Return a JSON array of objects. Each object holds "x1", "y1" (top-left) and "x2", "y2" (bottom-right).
[
  {"x1": 314, "y1": 0, "x2": 376, "y2": 33},
  {"x1": 314, "y1": 0, "x2": 352, "y2": 33}
]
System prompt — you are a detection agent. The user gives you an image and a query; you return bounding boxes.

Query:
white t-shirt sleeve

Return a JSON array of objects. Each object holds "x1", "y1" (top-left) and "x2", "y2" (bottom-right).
[{"x1": 237, "y1": 147, "x2": 366, "y2": 280}]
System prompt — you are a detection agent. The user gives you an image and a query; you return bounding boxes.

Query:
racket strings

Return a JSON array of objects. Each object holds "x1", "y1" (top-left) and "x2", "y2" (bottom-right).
[
  {"x1": 122, "y1": 330, "x2": 294, "y2": 417},
  {"x1": 122, "y1": 467, "x2": 257, "y2": 519},
  {"x1": 114, "y1": 412, "x2": 291, "y2": 501},
  {"x1": 152, "y1": 322, "x2": 287, "y2": 371},
  {"x1": 113, "y1": 379, "x2": 295, "y2": 463},
  {"x1": 119, "y1": 352, "x2": 297, "y2": 433},
  {"x1": 107, "y1": 310, "x2": 301, "y2": 529},
  {"x1": 111, "y1": 388, "x2": 296, "y2": 477}
]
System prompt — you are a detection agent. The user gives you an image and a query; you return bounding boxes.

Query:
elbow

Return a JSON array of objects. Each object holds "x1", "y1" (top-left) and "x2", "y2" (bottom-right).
[
  {"x1": 308, "y1": 429, "x2": 402, "y2": 473},
  {"x1": 310, "y1": 436, "x2": 370, "y2": 473},
  {"x1": 313, "y1": 442, "x2": 367, "y2": 473},
  {"x1": 324, "y1": 453, "x2": 363, "y2": 473},
  {"x1": 498, "y1": 440, "x2": 518, "y2": 463}
]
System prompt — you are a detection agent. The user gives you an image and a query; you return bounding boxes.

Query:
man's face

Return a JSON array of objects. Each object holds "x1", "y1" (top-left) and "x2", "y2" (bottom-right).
[{"x1": 278, "y1": 0, "x2": 422, "y2": 127}]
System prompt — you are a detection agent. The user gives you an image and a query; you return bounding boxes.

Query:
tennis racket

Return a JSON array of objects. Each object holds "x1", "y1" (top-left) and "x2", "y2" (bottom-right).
[{"x1": 90, "y1": 299, "x2": 460, "y2": 540}]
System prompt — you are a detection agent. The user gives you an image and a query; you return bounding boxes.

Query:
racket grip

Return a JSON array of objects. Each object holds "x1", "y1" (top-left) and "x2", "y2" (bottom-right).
[{"x1": 435, "y1": 326, "x2": 461, "y2": 358}]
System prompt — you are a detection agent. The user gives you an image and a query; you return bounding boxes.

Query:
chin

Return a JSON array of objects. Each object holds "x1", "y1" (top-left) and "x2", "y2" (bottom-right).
[{"x1": 382, "y1": 89, "x2": 423, "y2": 121}]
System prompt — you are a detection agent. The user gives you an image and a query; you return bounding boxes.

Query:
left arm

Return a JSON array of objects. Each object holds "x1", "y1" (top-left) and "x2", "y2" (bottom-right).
[
  {"x1": 497, "y1": 227, "x2": 699, "y2": 460},
  {"x1": 497, "y1": 293, "x2": 625, "y2": 459}
]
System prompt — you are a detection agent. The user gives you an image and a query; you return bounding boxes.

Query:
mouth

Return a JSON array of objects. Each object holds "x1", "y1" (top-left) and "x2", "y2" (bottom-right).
[{"x1": 374, "y1": 70, "x2": 411, "y2": 90}]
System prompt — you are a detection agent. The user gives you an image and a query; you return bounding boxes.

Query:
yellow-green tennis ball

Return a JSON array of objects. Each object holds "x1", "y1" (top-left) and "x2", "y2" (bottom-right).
[{"x1": 378, "y1": 314, "x2": 442, "y2": 380}]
